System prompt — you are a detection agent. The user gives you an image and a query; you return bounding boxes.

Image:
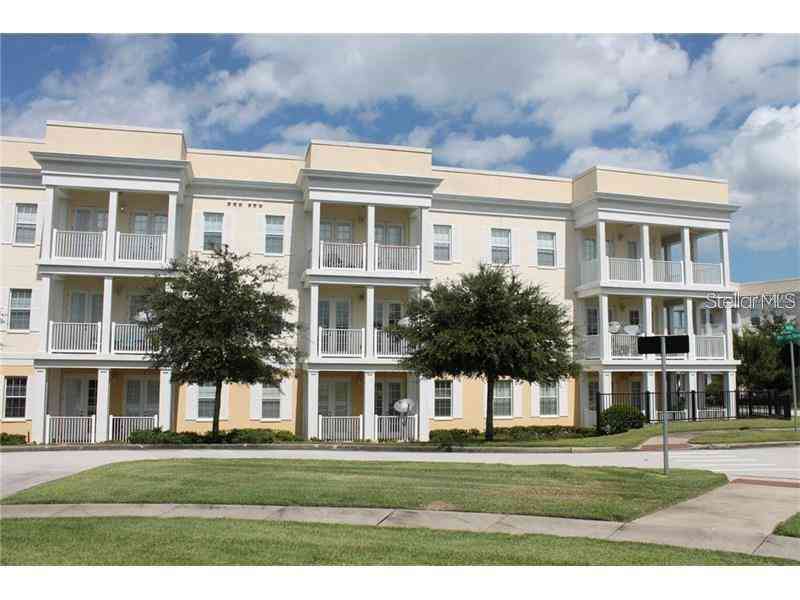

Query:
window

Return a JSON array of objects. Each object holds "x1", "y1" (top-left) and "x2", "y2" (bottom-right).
[
  {"x1": 9, "y1": 289, "x2": 32, "y2": 330},
  {"x1": 319, "y1": 381, "x2": 350, "y2": 416},
  {"x1": 334, "y1": 223, "x2": 353, "y2": 243},
  {"x1": 434, "y1": 225, "x2": 452, "y2": 261},
  {"x1": 537, "y1": 232, "x2": 556, "y2": 267},
  {"x1": 539, "y1": 383, "x2": 559, "y2": 416},
  {"x1": 261, "y1": 384, "x2": 281, "y2": 419},
  {"x1": 582, "y1": 239, "x2": 597, "y2": 261},
  {"x1": 125, "y1": 379, "x2": 159, "y2": 416},
  {"x1": 14, "y1": 204, "x2": 37, "y2": 244},
  {"x1": 128, "y1": 295, "x2": 148, "y2": 322},
  {"x1": 375, "y1": 224, "x2": 402, "y2": 245},
  {"x1": 318, "y1": 300, "x2": 330, "y2": 329},
  {"x1": 588, "y1": 380, "x2": 599, "y2": 411},
  {"x1": 491, "y1": 228, "x2": 511, "y2": 265},
  {"x1": 133, "y1": 213, "x2": 167, "y2": 235},
  {"x1": 74, "y1": 208, "x2": 107, "y2": 232},
  {"x1": 68, "y1": 292, "x2": 102, "y2": 323},
  {"x1": 4, "y1": 377, "x2": 26, "y2": 418},
  {"x1": 493, "y1": 380, "x2": 513, "y2": 417},
  {"x1": 434, "y1": 380, "x2": 452, "y2": 417},
  {"x1": 87, "y1": 379, "x2": 97, "y2": 416},
  {"x1": 198, "y1": 384, "x2": 216, "y2": 419},
  {"x1": 627, "y1": 241, "x2": 640, "y2": 259},
  {"x1": 629, "y1": 310, "x2": 640, "y2": 326},
  {"x1": 203, "y1": 213, "x2": 223, "y2": 251},
  {"x1": 586, "y1": 307, "x2": 599, "y2": 336},
  {"x1": 265, "y1": 216, "x2": 285, "y2": 255}
]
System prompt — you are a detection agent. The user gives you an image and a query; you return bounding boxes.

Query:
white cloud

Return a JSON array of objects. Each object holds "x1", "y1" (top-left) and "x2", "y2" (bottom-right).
[
  {"x1": 557, "y1": 146, "x2": 671, "y2": 177},
  {"x1": 259, "y1": 121, "x2": 355, "y2": 155},
  {"x1": 392, "y1": 125, "x2": 438, "y2": 148},
  {"x1": 435, "y1": 133, "x2": 533, "y2": 169}
]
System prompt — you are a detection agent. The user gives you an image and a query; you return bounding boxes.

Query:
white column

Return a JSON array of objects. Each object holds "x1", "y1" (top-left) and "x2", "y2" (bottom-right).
[
  {"x1": 30, "y1": 368, "x2": 48, "y2": 443},
  {"x1": 41, "y1": 187, "x2": 56, "y2": 260},
  {"x1": 643, "y1": 296, "x2": 653, "y2": 335},
  {"x1": 420, "y1": 207, "x2": 431, "y2": 274},
  {"x1": 662, "y1": 305, "x2": 669, "y2": 335},
  {"x1": 101, "y1": 276, "x2": 113, "y2": 354},
  {"x1": 724, "y1": 306, "x2": 734, "y2": 359},
  {"x1": 720, "y1": 230, "x2": 731, "y2": 286},
  {"x1": 599, "y1": 370, "x2": 612, "y2": 411},
  {"x1": 166, "y1": 192, "x2": 178, "y2": 262},
  {"x1": 95, "y1": 368, "x2": 111, "y2": 442},
  {"x1": 418, "y1": 376, "x2": 433, "y2": 442},
  {"x1": 725, "y1": 370, "x2": 737, "y2": 416},
  {"x1": 309, "y1": 284, "x2": 319, "y2": 359},
  {"x1": 159, "y1": 369, "x2": 172, "y2": 431},
  {"x1": 688, "y1": 371, "x2": 698, "y2": 393},
  {"x1": 106, "y1": 190, "x2": 118, "y2": 261},
  {"x1": 38, "y1": 275, "x2": 52, "y2": 352},
  {"x1": 365, "y1": 285, "x2": 375, "y2": 358},
  {"x1": 311, "y1": 201, "x2": 321, "y2": 269},
  {"x1": 596, "y1": 221, "x2": 607, "y2": 283},
  {"x1": 599, "y1": 294, "x2": 610, "y2": 361},
  {"x1": 305, "y1": 370, "x2": 319, "y2": 439},
  {"x1": 640, "y1": 223, "x2": 651, "y2": 283},
  {"x1": 686, "y1": 297, "x2": 695, "y2": 360},
  {"x1": 366, "y1": 205, "x2": 375, "y2": 271},
  {"x1": 363, "y1": 371, "x2": 376, "y2": 440},
  {"x1": 645, "y1": 371, "x2": 657, "y2": 421},
  {"x1": 681, "y1": 226, "x2": 692, "y2": 285}
]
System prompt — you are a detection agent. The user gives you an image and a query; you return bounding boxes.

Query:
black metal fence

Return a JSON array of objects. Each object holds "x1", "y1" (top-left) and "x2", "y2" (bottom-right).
[{"x1": 594, "y1": 389, "x2": 792, "y2": 432}]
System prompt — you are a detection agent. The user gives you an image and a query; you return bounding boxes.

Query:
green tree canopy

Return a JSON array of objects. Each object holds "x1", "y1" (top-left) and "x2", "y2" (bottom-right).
[
  {"x1": 144, "y1": 247, "x2": 299, "y2": 436},
  {"x1": 393, "y1": 264, "x2": 580, "y2": 440},
  {"x1": 734, "y1": 315, "x2": 792, "y2": 391}
]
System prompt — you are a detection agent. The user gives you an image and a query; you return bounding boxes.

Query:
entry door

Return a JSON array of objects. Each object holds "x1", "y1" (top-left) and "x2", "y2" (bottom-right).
[
  {"x1": 374, "y1": 302, "x2": 402, "y2": 329},
  {"x1": 375, "y1": 380, "x2": 403, "y2": 415},
  {"x1": 584, "y1": 378, "x2": 599, "y2": 427},
  {"x1": 125, "y1": 379, "x2": 160, "y2": 416},
  {"x1": 319, "y1": 381, "x2": 351, "y2": 416},
  {"x1": 62, "y1": 377, "x2": 98, "y2": 416},
  {"x1": 74, "y1": 208, "x2": 108, "y2": 232}
]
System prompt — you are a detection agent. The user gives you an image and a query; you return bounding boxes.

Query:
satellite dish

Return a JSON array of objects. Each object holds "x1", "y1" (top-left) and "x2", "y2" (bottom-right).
[
  {"x1": 623, "y1": 324, "x2": 640, "y2": 335},
  {"x1": 134, "y1": 311, "x2": 149, "y2": 323},
  {"x1": 393, "y1": 398, "x2": 415, "y2": 414},
  {"x1": 397, "y1": 317, "x2": 410, "y2": 327},
  {"x1": 608, "y1": 321, "x2": 622, "y2": 334}
]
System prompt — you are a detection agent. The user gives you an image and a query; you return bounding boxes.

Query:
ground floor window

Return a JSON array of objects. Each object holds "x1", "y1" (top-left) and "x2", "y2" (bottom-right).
[
  {"x1": 319, "y1": 380, "x2": 351, "y2": 416},
  {"x1": 375, "y1": 380, "x2": 403, "y2": 415},
  {"x1": 434, "y1": 380, "x2": 452, "y2": 417},
  {"x1": 493, "y1": 380, "x2": 513, "y2": 417},
  {"x1": 4, "y1": 376, "x2": 27, "y2": 418},
  {"x1": 588, "y1": 379, "x2": 599, "y2": 411},
  {"x1": 125, "y1": 379, "x2": 159, "y2": 416},
  {"x1": 261, "y1": 384, "x2": 281, "y2": 419},
  {"x1": 539, "y1": 383, "x2": 559, "y2": 416},
  {"x1": 198, "y1": 384, "x2": 216, "y2": 419}
]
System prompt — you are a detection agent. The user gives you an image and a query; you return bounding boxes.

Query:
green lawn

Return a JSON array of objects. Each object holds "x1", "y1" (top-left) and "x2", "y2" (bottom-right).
[
  {"x1": 775, "y1": 513, "x2": 800, "y2": 538},
  {"x1": 2, "y1": 459, "x2": 727, "y2": 522},
  {"x1": 1, "y1": 517, "x2": 793, "y2": 565},
  {"x1": 690, "y1": 430, "x2": 800, "y2": 445}
]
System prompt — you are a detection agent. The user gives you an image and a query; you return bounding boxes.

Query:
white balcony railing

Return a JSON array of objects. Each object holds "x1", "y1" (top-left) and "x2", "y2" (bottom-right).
[
  {"x1": 320, "y1": 241, "x2": 365, "y2": 269},
  {"x1": 319, "y1": 327, "x2": 364, "y2": 357},
  {"x1": 52, "y1": 229, "x2": 106, "y2": 260},
  {"x1": 608, "y1": 257, "x2": 643, "y2": 282},
  {"x1": 45, "y1": 415, "x2": 96, "y2": 444},
  {"x1": 375, "y1": 244, "x2": 420, "y2": 272},
  {"x1": 374, "y1": 329, "x2": 410, "y2": 357},
  {"x1": 611, "y1": 334, "x2": 642, "y2": 358},
  {"x1": 652, "y1": 260, "x2": 684, "y2": 283},
  {"x1": 109, "y1": 415, "x2": 158, "y2": 442},
  {"x1": 49, "y1": 322, "x2": 101, "y2": 353},
  {"x1": 117, "y1": 232, "x2": 166, "y2": 262},
  {"x1": 581, "y1": 334, "x2": 601, "y2": 359},
  {"x1": 112, "y1": 323, "x2": 153, "y2": 353},
  {"x1": 375, "y1": 415, "x2": 418, "y2": 441},
  {"x1": 318, "y1": 415, "x2": 363, "y2": 442},
  {"x1": 580, "y1": 259, "x2": 599, "y2": 284},
  {"x1": 696, "y1": 335, "x2": 726, "y2": 359},
  {"x1": 692, "y1": 262, "x2": 723, "y2": 285}
]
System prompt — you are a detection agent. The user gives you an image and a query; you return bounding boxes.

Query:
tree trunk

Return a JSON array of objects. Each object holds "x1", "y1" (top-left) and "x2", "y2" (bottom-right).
[
  {"x1": 212, "y1": 379, "x2": 222, "y2": 439},
  {"x1": 485, "y1": 376, "x2": 495, "y2": 441}
]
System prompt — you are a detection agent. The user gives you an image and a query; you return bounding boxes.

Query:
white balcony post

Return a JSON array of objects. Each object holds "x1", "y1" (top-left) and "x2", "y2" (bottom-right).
[
  {"x1": 311, "y1": 201, "x2": 321, "y2": 268},
  {"x1": 686, "y1": 297, "x2": 696, "y2": 359},
  {"x1": 599, "y1": 294, "x2": 610, "y2": 361},
  {"x1": 596, "y1": 221, "x2": 607, "y2": 283},
  {"x1": 159, "y1": 369, "x2": 172, "y2": 431},
  {"x1": 166, "y1": 192, "x2": 178, "y2": 262},
  {"x1": 645, "y1": 371, "x2": 657, "y2": 421},
  {"x1": 688, "y1": 371, "x2": 698, "y2": 395},
  {"x1": 30, "y1": 368, "x2": 48, "y2": 444},
  {"x1": 599, "y1": 370, "x2": 612, "y2": 411},
  {"x1": 662, "y1": 306, "x2": 669, "y2": 335},
  {"x1": 644, "y1": 296, "x2": 654, "y2": 336},
  {"x1": 719, "y1": 230, "x2": 731, "y2": 286},
  {"x1": 38, "y1": 275, "x2": 52, "y2": 352},
  {"x1": 366, "y1": 204, "x2": 375, "y2": 272},
  {"x1": 640, "y1": 224, "x2": 651, "y2": 283},
  {"x1": 306, "y1": 370, "x2": 319, "y2": 439},
  {"x1": 41, "y1": 187, "x2": 56, "y2": 260},
  {"x1": 418, "y1": 376, "x2": 433, "y2": 442},
  {"x1": 95, "y1": 368, "x2": 111, "y2": 442},
  {"x1": 309, "y1": 284, "x2": 319, "y2": 359},
  {"x1": 724, "y1": 306, "x2": 734, "y2": 359},
  {"x1": 363, "y1": 371, "x2": 376, "y2": 440},
  {"x1": 420, "y1": 207, "x2": 431, "y2": 274},
  {"x1": 106, "y1": 191, "x2": 118, "y2": 261},
  {"x1": 725, "y1": 370, "x2": 737, "y2": 414},
  {"x1": 365, "y1": 285, "x2": 375, "y2": 359},
  {"x1": 681, "y1": 226, "x2": 692, "y2": 284},
  {"x1": 101, "y1": 276, "x2": 113, "y2": 354},
  {"x1": 704, "y1": 308, "x2": 712, "y2": 335}
]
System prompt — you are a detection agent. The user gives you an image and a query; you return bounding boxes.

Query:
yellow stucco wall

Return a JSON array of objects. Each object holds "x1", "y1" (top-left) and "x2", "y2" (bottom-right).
[
  {"x1": 45, "y1": 122, "x2": 185, "y2": 160},
  {"x1": 307, "y1": 141, "x2": 432, "y2": 177},
  {"x1": 435, "y1": 167, "x2": 573, "y2": 203}
]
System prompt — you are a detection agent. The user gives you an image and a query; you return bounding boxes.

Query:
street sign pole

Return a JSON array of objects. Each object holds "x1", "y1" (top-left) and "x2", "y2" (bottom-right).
[
  {"x1": 660, "y1": 335, "x2": 669, "y2": 475},
  {"x1": 776, "y1": 323, "x2": 800, "y2": 433}
]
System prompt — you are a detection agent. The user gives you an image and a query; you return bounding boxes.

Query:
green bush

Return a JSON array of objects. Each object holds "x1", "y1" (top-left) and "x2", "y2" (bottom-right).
[
  {"x1": 429, "y1": 426, "x2": 595, "y2": 445},
  {"x1": 0, "y1": 432, "x2": 27, "y2": 445},
  {"x1": 126, "y1": 427, "x2": 296, "y2": 444},
  {"x1": 599, "y1": 405, "x2": 647, "y2": 435}
]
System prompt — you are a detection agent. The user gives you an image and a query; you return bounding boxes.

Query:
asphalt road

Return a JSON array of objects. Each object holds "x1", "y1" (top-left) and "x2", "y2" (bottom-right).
[{"x1": 1, "y1": 445, "x2": 798, "y2": 498}]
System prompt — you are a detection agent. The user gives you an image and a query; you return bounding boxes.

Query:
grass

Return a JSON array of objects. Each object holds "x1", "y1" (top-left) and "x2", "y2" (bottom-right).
[
  {"x1": 1, "y1": 517, "x2": 794, "y2": 565},
  {"x1": 2, "y1": 459, "x2": 727, "y2": 522},
  {"x1": 690, "y1": 429, "x2": 800, "y2": 445},
  {"x1": 775, "y1": 513, "x2": 800, "y2": 538}
]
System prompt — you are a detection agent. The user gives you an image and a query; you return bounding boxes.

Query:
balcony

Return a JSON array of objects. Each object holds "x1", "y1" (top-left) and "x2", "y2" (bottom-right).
[
  {"x1": 49, "y1": 321, "x2": 101, "y2": 353},
  {"x1": 52, "y1": 230, "x2": 106, "y2": 260},
  {"x1": 692, "y1": 262, "x2": 723, "y2": 285},
  {"x1": 374, "y1": 244, "x2": 420, "y2": 272},
  {"x1": 319, "y1": 327, "x2": 365, "y2": 357},
  {"x1": 316, "y1": 241, "x2": 422, "y2": 273},
  {"x1": 50, "y1": 230, "x2": 167, "y2": 263},
  {"x1": 374, "y1": 329, "x2": 410, "y2": 357},
  {"x1": 116, "y1": 233, "x2": 166, "y2": 262},
  {"x1": 320, "y1": 241, "x2": 366, "y2": 269},
  {"x1": 112, "y1": 323, "x2": 153, "y2": 353},
  {"x1": 608, "y1": 257, "x2": 643, "y2": 282},
  {"x1": 696, "y1": 335, "x2": 726, "y2": 359},
  {"x1": 610, "y1": 334, "x2": 642, "y2": 358},
  {"x1": 652, "y1": 260, "x2": 684, "y2": 283}
]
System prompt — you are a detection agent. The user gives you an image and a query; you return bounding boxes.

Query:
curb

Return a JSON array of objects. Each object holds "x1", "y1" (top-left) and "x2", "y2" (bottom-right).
[{"x1": 688, "y1": 441, "x2": 800, "y2": 450}]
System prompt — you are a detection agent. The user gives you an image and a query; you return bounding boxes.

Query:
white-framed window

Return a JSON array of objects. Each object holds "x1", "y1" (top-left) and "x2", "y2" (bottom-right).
[
  {"x1": 14, "y1": 204, "x2": 37, "y2": 244},
  {"x1": 68, "y1": 291, "x2": 102, "y2": 323},
  {"x1": 133, "y1": 213, "x2": 167, "y2": 235},
  {"x1": 125, "y1": 379, "x2": 159, "y2": 417},
  {"x1": 261, "y1": 384, "x2": 281, "y2": 419},
  {"x1": 4, "y1": 376, "x2": 27, "y2": 418},
  {"x1": 491, "y1": 228, "x2": 511, "y2": 265},
  {"x1": 586, "y1": 307, "x2": 599, "y2": 336},
  {"x1": 539, "y1": 383, "x2": 559, "y2": 416},
  {"x1": 537, "y1": 231, "x2": 556, "y2": 267},
  {"x1": 588, "y1": 379, "x2": 599, "y2": 412},
  {"x1": 583, "y1": 239, "x2": 597, "y2": 261},
  {"x1": 198, "y1": 384, "x2": 216, "y2": 419},
  {"x1": 203, "y1": 212, "x2": 223, "y2": 251},
  {"x1": 629, "y1": 310, "x2": 640, "y2": 326},
  {"x1": 264, "y1": 215, "x2": 285, "y2": 255},
  {"x1": 627, "y1": 241, "x2": 640, "y2": 259},
  {"x1": 433, "y1": 225, "x2": 452, "y2": 262},
  {"x1": 493, "y1": 380, "x2": 513, "y2": 417},
  {"x1": 434, "y1": 380, "x2": 452, "y2": 417},
  {"x1": 319, "y1": 380, "x2": 351, "y2": 416},
  {"x1": 375, "y1": 223, "x2": 403, "y2": 245},
  {"x1": 9, "y1": 289, "x2": 32, "y2": 330},
  {"x1": 74, "y1": 208, "x2": 107, "y2": 232}
]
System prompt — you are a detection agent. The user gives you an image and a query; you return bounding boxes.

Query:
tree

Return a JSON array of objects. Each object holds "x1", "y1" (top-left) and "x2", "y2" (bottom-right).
[
  {"x1": 144, "y1": 246, "x2": 299, "y2": 437},
  {"x1": 393, "y1": 264, "x2": 580, "y2": 440},
  {"x1": 734, "y1": 316, "x2": 792, "y2": 391}
]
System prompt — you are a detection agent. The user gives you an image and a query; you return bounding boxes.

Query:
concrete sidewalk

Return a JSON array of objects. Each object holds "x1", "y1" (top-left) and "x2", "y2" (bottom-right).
[{"x1": 2, "y1": 480, "x2": 798, "y2": 561}]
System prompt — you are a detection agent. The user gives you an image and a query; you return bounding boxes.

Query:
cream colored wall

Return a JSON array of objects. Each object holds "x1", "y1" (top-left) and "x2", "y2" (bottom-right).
[
  {"x1": 595, "y1": 168, "x2": 728, "y2": 204},
  {"x1": 572, "y1": 170, "x2": 597, "y2": 204},
  {"x1": 0, "y1": 365, "x2": 35, "y2": 438},
  {"x1": 187, "y1": 150, "x2": 303, "y2": 183},
  {"x1": 45, "y1": 122, "x2": 184, "y2": 160},
  {"x1": 435, "y1": 168, "x2": 572, "y2": 203},
  {"x1": 307, "y1": 142, "x2": 432, "y2": 177},
  {"x1": 0, "y1": 138, "x2": 44, "y2": 168}
]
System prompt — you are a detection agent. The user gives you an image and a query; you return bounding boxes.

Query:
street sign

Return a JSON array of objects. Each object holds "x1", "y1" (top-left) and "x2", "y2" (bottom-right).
[
  {"x1": 775, "y1": 323, "x2": 799, "y2": 433},
  {"x1": 637, "y1": 335, "x2": 690, "y2": 354},
  {"x1": 777, "y1": 323, "x2": 800, "y2": 345}
]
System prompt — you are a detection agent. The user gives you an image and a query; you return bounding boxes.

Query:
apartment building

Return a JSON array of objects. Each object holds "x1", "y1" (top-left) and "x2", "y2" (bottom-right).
[
  {"x1": 0, "y1": 121, "x2": 740, "y2": 444},
  {"x1": 733, "y1": 278, "x2": 799, "y2": 331}
]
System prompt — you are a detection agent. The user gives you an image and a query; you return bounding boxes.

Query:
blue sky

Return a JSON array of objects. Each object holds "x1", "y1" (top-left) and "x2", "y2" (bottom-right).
[{"x1": 1, "y1": 34, "x2": 798, "y2": 282}]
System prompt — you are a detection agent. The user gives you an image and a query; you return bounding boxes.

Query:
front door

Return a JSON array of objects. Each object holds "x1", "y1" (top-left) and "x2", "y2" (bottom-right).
[
  {"x1": 375, "y1": 380, "x2": 403, "y2": 415},
  {"x1": 319, "y1": 380, "x2": 352, "y2": 416},
  {"x1": 62, "y1": 377, "x2": 97, "y2": 416},
  {"x1": 124, "y1": 378, "x2": 160, "y2": 416},
  {"x1": 583, "y1": 378, "x2": 599, "y2": 428}
]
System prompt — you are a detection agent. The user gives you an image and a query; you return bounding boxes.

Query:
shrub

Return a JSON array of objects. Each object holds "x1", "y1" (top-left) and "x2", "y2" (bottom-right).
[
  {"x1": 429, "y1": 426, "x2": 595, "y2": 445},
  {"x1": 599, "y1": 405, "x2": 647, "y2": 435},
  {"x1": 126, "y1": 427, "x2": 296, "y2": 444},
  {"x1": 0, "y1": 433, "x2": 27, "y2": 445}
]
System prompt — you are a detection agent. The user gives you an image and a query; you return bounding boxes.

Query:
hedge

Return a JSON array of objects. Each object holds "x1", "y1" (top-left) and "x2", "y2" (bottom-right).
[
  {"x1": 429, "y1": 425, "x2": 596, "y2": 445},
  {"x1": 599, "y1": 405, "x2": 647, "y2": 435},
  {"x1": 127, "y1": 428, "x2": 297, "y2": 444},
  {"x1": 0, "y1": 432, "x2": 27, "y2": 446}
]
